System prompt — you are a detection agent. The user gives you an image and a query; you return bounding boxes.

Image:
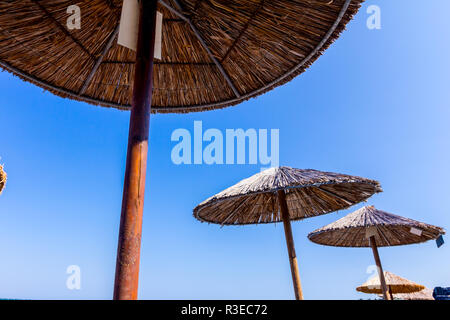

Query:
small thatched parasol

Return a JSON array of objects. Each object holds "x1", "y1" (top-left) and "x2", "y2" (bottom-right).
[
  {"x1": 357, "y1": 271, "x2": 425, "y2": 299},
  {"x1": 0, "y1": 165, "x2": 6, "y2": 195},
  {"x1": 0, "y1": 0, "x2": 364, "y2": 299},
  {"x1": 194, "y1": 167, "x2": 382, "y2": 299},
  {"x1": 378, "y1": 287, "x2": 434, "y2": 300},
  {"x1": 308, "y1": 206, "x2": 445, "y2": 300}
]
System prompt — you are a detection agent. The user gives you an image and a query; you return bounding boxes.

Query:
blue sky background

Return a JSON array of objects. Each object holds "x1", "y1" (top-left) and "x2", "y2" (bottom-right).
[{"x1": 1, "y1": 0, "x2": 449, "y2": 300}]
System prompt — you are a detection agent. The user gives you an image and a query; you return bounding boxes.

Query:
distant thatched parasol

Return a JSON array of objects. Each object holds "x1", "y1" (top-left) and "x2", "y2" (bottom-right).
[
  {"x1": 194, "y1": 167, "x2": 381, "y2": 299},
  {"x1": 357, "y1": 271, "x2": 425, "y2": 299},
  {"x1": 0, "y1": 0, "x2": 364, "y2": 299},
  {"x1": 308, "y1": 206, "x2": 445, "y2": 300},
  {"x1": 0, "y1": 165, "x2": 6, "y2": 195}
]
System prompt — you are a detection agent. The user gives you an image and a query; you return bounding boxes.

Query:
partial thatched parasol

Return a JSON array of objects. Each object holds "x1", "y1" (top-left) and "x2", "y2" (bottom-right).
[
  {"x1": 377, "y1": 287, "x2": 434, "y2": 300},
  {"x1": 308, "y1": 206, "x2": 445, "y2": 300},
  {"x1": 194, "y1": 167, "x2": 382, "y2": 299},
  {"x1": 0, "y1": 165, "x2": 6, "y2": 195},
  {"x1": 0, "y1": 0, "x2": 364, "y2": 113},
  {"x1": 0, "y1": 0, "x2": 364, "y2": 300},
  {"x1": 357, "y1": 271, "x2": 425, "y2": 299}
]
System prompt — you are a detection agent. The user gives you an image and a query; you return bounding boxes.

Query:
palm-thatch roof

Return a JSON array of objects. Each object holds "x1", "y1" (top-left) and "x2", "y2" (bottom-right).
[
  {"x1": 378, "y1": 287, "x2": 434, "y2": 300},
  {"x1": 308, "y1": 206, "x2": 445, "y2": 247},
  {"x1": 357, "y1": 271, "x2": 425, "y2": 295},
  {"x1": 193, "y1": 167, "x2": 381, "y2": 225},
  {"x1": 0, "y1": 165, "x2": 6, "y2": 195},
  {"x1": 0, "y1": 0, "x2": 364, "y2": 113}
]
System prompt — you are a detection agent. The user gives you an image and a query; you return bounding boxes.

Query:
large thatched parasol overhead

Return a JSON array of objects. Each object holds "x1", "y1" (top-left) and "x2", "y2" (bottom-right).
[
  {"x1": 0, "y1": 0, "x2": 365, "y2": 300},
  {"x1": 0, "y1": 165, "x2": 6, "y2": 195},
  {"x1": 308, "y1": 206, "x2": 445, "y2": 300},
  {"x1": 0, "y1": 0, "x2": 364, "y2": 113},
  {"x1": 194, "y1": 167, "x2": 382, "y2": 299}
]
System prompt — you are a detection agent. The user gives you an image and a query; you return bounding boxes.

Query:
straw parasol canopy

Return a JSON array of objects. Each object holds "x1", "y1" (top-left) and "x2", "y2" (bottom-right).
[
  {"x1": 0, "y1": 0, "x2": 363, "y2": 113},
  {"x1": 308, "y1": 205, "x2": 446, "y2": 247},
  {"x1": 308, "y1": 206, "x2": 445, "y2": 300},
  {"x1": 194, "y1": 166, "x2": 381, "y2": 300},
  {"x1": 194, "y1": 167, "x2": 382, "y2": 225},
  {"x1": 0, "y1": 165, "x2": 6, "y2": 195},
  {"x1": 357, "y1": 271, "x2": 425, "y2": 295},
  {"x1": 378, "y1": 287, "x2": 434, "y2": 300}
]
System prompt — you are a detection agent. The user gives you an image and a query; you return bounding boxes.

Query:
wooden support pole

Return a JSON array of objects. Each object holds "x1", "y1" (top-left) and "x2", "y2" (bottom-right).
[
  {"x1": 278, "y1": 190, "x2": 304, "y2": 300},
  {"x1": 388, "y1": 285, "x2": 394, "y2": 300},
  {"x1": 113, "y1": 0, "x2": 158, "y2": 300},
  {"x1": 369, "y1": 236, "x2": 391, "y2": 300}
]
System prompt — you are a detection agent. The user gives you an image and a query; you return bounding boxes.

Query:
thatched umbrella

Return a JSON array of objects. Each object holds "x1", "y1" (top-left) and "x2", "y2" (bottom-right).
[
  {"x1": 0, "y1": 0, "x2": 364, "y2": 299},
  {"x1": 377, "y1": 286, "x2": 434, "y2": 300},
  {"x1": 194, "y1": 167, "x2": 382, "y2": 299},
  {"x1": 308, "y1": 206, "x2": 445, "y2": 300},
  {"x1": 0, "y1": 165, "x2": 6, "y2": 195},
  {"x1": 357, "y1": 271, "x2": 424, "y2": 300}
]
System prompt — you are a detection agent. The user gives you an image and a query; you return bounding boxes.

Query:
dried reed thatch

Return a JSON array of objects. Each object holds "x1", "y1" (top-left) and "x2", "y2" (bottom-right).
[
  {"x1": 0, "y1": 165, "x2": 6, "y2": 195},
  {"x1": 0, "y1": 0, "x2": 363, "y2": 113},
  {"x1": 308, "y1": 206, "x2": 445, "y2": 247},
  {"x1": 193, "y1": 167, "x2": 381, "y2": 225},
  {"x1": 357, "y1": 271, "x2": 425, "y2": 295}
]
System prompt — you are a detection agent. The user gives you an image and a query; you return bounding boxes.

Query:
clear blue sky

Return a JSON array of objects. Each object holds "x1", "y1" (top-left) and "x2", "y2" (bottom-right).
[{"x1": 0, "y1": 1, "x2": 449, "y2": 300}]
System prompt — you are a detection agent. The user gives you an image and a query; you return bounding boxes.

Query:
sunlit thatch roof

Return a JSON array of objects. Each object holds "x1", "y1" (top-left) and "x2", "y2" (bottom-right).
[
  {"x1": 357, "y1": 271, "x2": 425, "y2": 294},
  {"x1": 194, "y1": 167, "x2": 381, "y2": 225},
  {"x1": 308, "y1": 206, "x2": 445, "y2": 247},
  {"x1": 0, "y1": 0, "x2": 363, "y2": 113}
]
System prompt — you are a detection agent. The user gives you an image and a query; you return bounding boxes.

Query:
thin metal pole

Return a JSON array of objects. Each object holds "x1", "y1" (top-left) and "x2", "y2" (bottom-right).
[
  {"x1": 278, "y1": 190, "x2": 304, "y2": 300},
  {"x1": 113, "y1": 0, "x2": 158, "y2": 300},
  {"x1": 369, "y1": 236, "x2": 391, "y2": 300}
]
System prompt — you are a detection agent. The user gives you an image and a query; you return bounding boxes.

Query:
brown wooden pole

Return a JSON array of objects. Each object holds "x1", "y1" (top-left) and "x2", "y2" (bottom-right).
[
  {"x1": 278, "y1": 190, "x2": 304, "y2": 300},
  {"x1": 369, "y1": 236, "x2": 391, "y2": 300},
  {"x1": 113, "y1": 0, "x2": 158, "y2": 300},
  {"x1": 388, "y1": 285, "x2": 394, "y2": 300}
]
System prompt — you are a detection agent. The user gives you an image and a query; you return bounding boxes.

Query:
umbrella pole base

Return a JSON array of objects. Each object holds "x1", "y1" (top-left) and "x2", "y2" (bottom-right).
[
  {"x1": 113, "y1": 0, "x2": 158, "y2": 300},
  {"x1": 278, "y1": 190, "x2": 304, "y2": 300}
]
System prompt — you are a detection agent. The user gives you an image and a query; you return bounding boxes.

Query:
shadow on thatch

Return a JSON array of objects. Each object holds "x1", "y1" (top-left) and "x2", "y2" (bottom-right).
[{"x1": 0, "y1": 0, "x2": 363, "y2": 113}]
